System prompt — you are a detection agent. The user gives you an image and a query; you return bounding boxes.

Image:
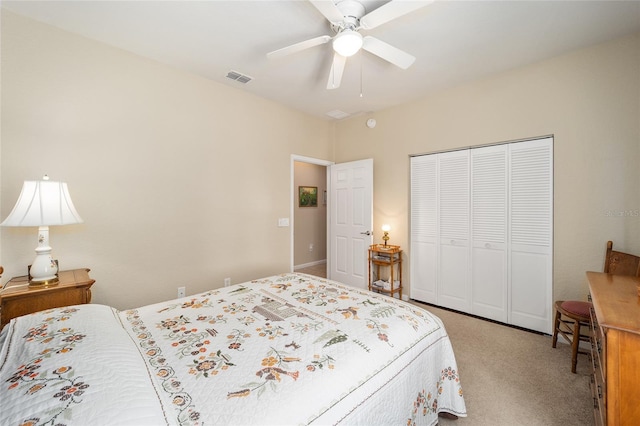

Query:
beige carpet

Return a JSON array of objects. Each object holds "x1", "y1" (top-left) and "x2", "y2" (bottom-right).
[
  {"x1": 295, "y1": 263, "x2": 327, "y2": 278},
  {"x1": 296, "y1": 266, "x2": 593, "y2": 425},
  {"x1": 417, "y1": 302, "x2": 594, "y2": 426}
]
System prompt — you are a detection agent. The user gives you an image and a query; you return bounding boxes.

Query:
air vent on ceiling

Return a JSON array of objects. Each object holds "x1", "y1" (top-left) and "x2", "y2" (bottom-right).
[
  {"x1": 326, "y1": 110, "x2": 351, "y2": 120},
  {"x1": 226, "y1": 70, "x2": 253, "y2": 84}
]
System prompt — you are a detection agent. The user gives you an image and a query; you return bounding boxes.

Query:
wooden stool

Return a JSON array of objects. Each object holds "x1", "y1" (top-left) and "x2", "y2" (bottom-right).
[{"x1": 552, "y1": 300, "x2": 592, "y2": 373}]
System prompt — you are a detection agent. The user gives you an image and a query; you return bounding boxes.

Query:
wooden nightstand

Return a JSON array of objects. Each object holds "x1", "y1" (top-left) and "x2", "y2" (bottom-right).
[
  {"x1": 368, "y1": 244, "x2": 402, "y2": 299},
  {"x1": 0, "y1": 268, "x2": 94, "y2": 329}
]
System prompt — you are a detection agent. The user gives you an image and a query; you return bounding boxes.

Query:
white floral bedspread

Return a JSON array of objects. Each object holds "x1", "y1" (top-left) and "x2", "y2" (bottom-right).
[
  {"x1": 0, "y1": 273, "x2": 466, "y2": 425},
  {"x1": 0, "y1": 304, "x2": 167, "y2": 425}
]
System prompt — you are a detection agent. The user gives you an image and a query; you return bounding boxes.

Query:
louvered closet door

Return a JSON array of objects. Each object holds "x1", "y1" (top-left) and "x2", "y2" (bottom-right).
[
  {"x1": 409, "y1": 137, "x2": 552, "y2": 333},
  {"x1": 437, "y1": 150, "x2": 471, "y2": 312},
  {"x1": 410, "y1": 155, "x2": 438, "y2": 303},
  {"x1": 471, "y1": 145, "x2": 508, "y2": 323},
  {"x1": 509, "y1": 137, "x2": 553, "y2": 333}
]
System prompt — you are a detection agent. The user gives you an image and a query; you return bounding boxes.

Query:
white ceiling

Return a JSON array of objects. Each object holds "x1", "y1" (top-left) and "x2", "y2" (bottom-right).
[{"x1": 3, "y1": 0, "x2": 640, "y2": 120}]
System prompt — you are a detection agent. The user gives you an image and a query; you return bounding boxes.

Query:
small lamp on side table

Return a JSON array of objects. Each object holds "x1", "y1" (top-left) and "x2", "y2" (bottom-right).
[
  {"x1": 381, "y1": 224, "x2": 391, "y2": 247},
  {"x1": 1, "y1": 175, "x2": 83, "y2": 287}
]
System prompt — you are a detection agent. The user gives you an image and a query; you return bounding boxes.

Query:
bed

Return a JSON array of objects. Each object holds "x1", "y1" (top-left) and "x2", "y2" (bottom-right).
[{"x1": 1, "y1": 273, "x2": 466, "y2": 425}]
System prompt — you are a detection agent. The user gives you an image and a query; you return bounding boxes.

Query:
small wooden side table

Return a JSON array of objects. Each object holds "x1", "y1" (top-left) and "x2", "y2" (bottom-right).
[
  {"x1": 0, "y1": 268, "x2": 94, "y2": 329},
  {"x1": 368, "y1": 244, "x2": 402, "y2": 299}
]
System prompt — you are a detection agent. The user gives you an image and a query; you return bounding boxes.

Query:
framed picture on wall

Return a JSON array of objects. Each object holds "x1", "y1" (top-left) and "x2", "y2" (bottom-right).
[{"x1": 299, "y1": 186, "x2": 318, "y2": 207}]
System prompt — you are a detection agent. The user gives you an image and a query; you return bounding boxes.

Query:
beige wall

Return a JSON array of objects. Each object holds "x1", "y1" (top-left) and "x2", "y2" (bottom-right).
[
  {"x1": 0, "y1": 11, "x2": 333, "y2": 309},
  {"x1": 293, "y1": 162, "x2": 327, "y2": 267},
  {"x1": 334, "y1": 32, "x2": 640, "y2": 303}
]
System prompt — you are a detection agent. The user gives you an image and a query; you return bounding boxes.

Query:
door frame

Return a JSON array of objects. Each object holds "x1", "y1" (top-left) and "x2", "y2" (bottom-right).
[{"x1": 290, "y1": 155, "x2": 334, "y2": 274}]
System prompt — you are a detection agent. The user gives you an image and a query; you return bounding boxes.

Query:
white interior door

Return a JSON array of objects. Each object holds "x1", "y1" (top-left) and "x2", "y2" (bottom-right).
[
  {"x1": 329, "y1": 159, "x2": 373, "y2": 289},
  {"x1": 437, "y1": 150, "x2": 471, "y2": 312},
  {"x1": 508, "y1": 137, "x2": 553, "y2": 333},
  {"x1": 471, "y1": 145, "x2": 508, "y2": 323},
  {"x1": 410, "y1": 154, "x2": 438, "y2": 303}
]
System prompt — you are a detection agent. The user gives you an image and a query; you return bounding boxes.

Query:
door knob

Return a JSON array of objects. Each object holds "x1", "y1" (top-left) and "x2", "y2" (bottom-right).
[{"x1": 361, "y1": 230, "x2": 372, "y2": 235}]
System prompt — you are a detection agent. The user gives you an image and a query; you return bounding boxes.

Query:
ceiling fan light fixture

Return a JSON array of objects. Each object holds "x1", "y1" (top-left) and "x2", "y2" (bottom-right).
[{"x1": 333, "y1": 29, "x2": 363, "y2": 57}]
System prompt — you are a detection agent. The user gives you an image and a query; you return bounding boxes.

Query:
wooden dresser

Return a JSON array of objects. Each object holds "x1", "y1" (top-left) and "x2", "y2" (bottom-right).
[{"x1": 587, "y1": 271, "x2": 640, "y2": 425}]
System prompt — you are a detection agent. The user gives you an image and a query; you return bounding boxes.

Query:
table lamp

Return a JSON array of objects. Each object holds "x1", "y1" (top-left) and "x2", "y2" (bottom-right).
[
  {"x1": 1, "y1": 175, "x2": 83, "y2": 287},
  {"x1": 381, "y1": 224, "x2": 391, "y2": 247}
]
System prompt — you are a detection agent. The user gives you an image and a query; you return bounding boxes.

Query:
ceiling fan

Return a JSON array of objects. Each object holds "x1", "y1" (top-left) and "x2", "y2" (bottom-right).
[{"x1": 267, "y1": 0, "x2": 433, "y2": 90}]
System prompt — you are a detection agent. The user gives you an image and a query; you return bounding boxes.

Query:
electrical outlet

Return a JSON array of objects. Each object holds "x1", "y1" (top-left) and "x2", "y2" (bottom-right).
[
  {"x1": 309, "y1": 243, "x2": 314, "y2": 252},
  {"x1": 177, "y1": 286, "x2": 186, "y2": 298},
  {"x1": 224, "y1": 278, "x2": 231, "y2": 287}
]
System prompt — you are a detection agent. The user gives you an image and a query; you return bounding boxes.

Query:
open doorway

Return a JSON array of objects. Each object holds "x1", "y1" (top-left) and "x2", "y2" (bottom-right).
[
  {"x1": 292, "y1": 159, "x2": 329, "y2": 278},
  {"x1": 290, "y1": 155, "x2": 373, "y2": 288}
]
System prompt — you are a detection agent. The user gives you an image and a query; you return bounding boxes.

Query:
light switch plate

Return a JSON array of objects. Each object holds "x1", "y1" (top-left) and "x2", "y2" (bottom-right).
[{"x1": 278, "y1": 218, "x2": 289, "y2": 227}]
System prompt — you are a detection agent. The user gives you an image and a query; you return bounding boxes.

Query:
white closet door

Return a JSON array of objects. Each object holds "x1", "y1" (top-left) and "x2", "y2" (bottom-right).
[
  {"x1": 471, "y1": 145, "x2": 508, "y2": 323},
  {"x1": 509, "y1": 137, "x2": 553, "y2": 333},
  {"x1": 409, "y1": 137, "x2": 552, "y2": 334},
  {"x1": 438, "y1": 150, "x2": 470, "y2": 312},
  {"x1": 410, "y1": 155, "x2": 438, "y2": 303}
]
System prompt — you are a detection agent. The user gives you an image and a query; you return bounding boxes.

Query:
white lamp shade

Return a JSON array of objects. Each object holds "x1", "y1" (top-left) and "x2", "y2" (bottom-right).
[
  {"x1": 381, "y1": 224, "x2": 391, "y2": 232},
  {"x1": 1, "y1": 179, "x2": 83, "y2": 227},
  {"x1": 333, "y1": 29, "x2": 363, "y2": 57}
]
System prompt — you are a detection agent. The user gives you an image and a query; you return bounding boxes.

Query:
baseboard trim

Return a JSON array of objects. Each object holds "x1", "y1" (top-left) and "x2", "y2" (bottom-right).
[
  {"x1": 411, "y1": 299, "x2": 547, "y2": 336},
  {"x1": 294, "y1": 259, "x2": 327, "y2": 270}
]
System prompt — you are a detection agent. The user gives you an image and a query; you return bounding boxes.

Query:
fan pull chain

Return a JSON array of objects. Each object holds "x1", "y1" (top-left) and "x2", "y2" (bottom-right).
[
  {"x1": 332, "y1": 61, "x2": 336, "y2": 88},
  {"x1": 359, "y1": 52, "x2": 363, "y2": 97}
]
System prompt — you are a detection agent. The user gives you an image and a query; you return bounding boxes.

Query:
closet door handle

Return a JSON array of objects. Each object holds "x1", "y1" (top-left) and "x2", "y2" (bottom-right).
[{"x1": 361, "y1": 230, "x2": 372, "y2": 236}]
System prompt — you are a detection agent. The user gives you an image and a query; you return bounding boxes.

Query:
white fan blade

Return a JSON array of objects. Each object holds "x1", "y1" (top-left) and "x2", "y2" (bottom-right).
[
  {"x1": 360, "y1": 0, "x2": 433, "y2": 30},
  {"x1": 327, "y1": 53, "x2": 347, "y2": 90},
  {"x1": 362, "y1": 36, "x2": 415, "y2": 69},
  {"x1": 309, "y1": 0, "x2": 345, "y2": 24},
  {"x1": 267, "y1": 35, "x2": 331, "y2": 59}
]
